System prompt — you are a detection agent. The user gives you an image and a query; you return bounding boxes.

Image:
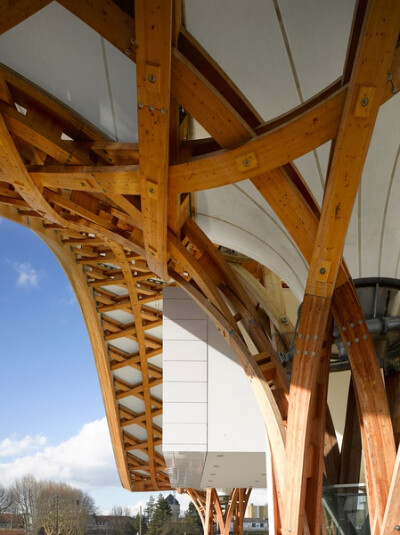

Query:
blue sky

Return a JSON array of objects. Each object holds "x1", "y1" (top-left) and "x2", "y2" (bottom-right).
[
  {"x1": 0, "y1": 216, "x2": 270, "y2": 514},
  {"x1": 0, "y1": 217, "x2": 186, "y2": 513}
]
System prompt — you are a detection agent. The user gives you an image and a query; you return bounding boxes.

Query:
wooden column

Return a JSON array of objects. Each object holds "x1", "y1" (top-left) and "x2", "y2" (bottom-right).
[{"x1": 135, "y1": 0, "x2": 172, "y2": 279}]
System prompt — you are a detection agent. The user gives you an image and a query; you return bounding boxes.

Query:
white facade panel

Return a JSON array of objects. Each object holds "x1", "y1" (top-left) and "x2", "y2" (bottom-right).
[
  {"x1": 207, "y1": 318, "x2": 267, "y2": 453},
  {"x1": 163, "y1": 361, "x2": 207, "y2": 382},
  {"x1": 163, "y1": 402, "x2": 207, "y2": 424},
  {"x1": 163, "y1": 423, "x2": 207, "y2": 445},
  {"x1": 163, "y1": 286, "x2": 268, "y2": 489},
  {"x1": 163, "y1": 318, "x2": 207, "y2": 341},
  {"x1": 163, "y1": 382, "x2": 207, "y2": 403},
  {"x1": 163, "y1": 340, "x2": 207, "y2": 361}
]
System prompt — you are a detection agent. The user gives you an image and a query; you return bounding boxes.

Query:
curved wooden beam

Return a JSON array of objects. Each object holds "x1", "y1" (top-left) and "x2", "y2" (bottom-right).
[{"x1": 169, "y1": 88, "x2": 345, "y2": 193}]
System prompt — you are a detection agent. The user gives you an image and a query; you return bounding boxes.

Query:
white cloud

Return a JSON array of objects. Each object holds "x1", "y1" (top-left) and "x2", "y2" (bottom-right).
[
  {"x1": 0, "y1": 418, "x2": 119, "y2": 489},
  {"x1": 57, "y1": 284, "x2": 77, "y2": 306},
  {"x1": 0, "y1": 434, "x2": 47, "y2": 458},
  {"x1": 13, "y1": 262, "x2": 39, "y2": 288},
  {"x1": 247, "y1": 488, "x2": 268, "y2": 505}
]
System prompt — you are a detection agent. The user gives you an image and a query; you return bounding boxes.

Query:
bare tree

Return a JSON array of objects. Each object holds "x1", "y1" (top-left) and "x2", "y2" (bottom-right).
[
  {"x1": 37, "y1": 481, "x2": 96, "y2": 535},
  {"x1": 0, "y1": 484, "x2": 13, "y2": 514},
  {"x1": 11, "y1": 475, "x2": 41, "y2": 535},
  {"x1": 109, "y1": 507, "x2": 134, "y2": 535},
  {"x1": 11, "y1": 477, "x2": 95, "y2": 535}
]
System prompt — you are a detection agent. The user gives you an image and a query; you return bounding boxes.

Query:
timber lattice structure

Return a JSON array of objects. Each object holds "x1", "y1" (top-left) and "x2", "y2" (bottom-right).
[{"x1": 1, "y1": 1, "x2": 400, "y2": 534}]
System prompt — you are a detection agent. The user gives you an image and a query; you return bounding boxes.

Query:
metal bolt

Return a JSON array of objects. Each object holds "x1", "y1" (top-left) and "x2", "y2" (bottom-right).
[
  {"x1": 311, "y1": 351, "x2": 316, "y2": 356},
  {"x1": 304, "y1": 350, "x2": 309, "y2": 356},
  {"x1": 280, "y1": 316, "x2": 288, "y2": 325},
  {"x1": 363, "y1": 334, "x2": 368, "y2": 340},
  {"x1": 149, "y1": 105, "x2": 155, "y2": 111},
  {"x1": 161, "y1": 108, "x2": 167, "y2": 114},
  {"x1": 319, "y1": 267, "x2": 326, "y2": 275},
  {"x1": 347, "y1": 341, "x2": 351, "y2": 346},
  {"x1": 350, "y1": 322, "x2": 355, "y2": 328},
  {"x1": 342, "y1": 326, "x2": 347, "y2": 331},
  {"x1": 314, "y1": 335, "x2": 319, "y2": 340},
  {"x1": 149, "y1": 187, "x2": 155, "y2": 194},
  {"x1": 297, "y1": 349, "x2": 301, "y2": 354},
  {"x1": 148, "y1": 74, "x2": 156, "y2": 83},
  {"x1": 130, "y1": 37, "x2": 136, "y2": 45},
  {"x1": 355, "y1": 338, "x2": 360, "y2": 343},
  {"x1": 361, "y1": 97, "x2": 369, "y2": 107},
  {"x1": 125, "y1": 48, "x2": 131, "y2": 55},
  {"x1": 394, "y1": 526, "x2": 400, "y2": 532},
  {"x1": 388, "y1": 73, "x2": 393, "y2": 81},
  {"x1": 358, "y1": 319, "x2": 363, "y2": 325},
  {"x1": 138, "y1": 102, "x2": 144, "y2": 108},
  {"x1": 243, "y1": 158, "x2": 250, "y2": 167},
  {"x1": 298, "y1": 333, "x2": 303, "y2": 339}
]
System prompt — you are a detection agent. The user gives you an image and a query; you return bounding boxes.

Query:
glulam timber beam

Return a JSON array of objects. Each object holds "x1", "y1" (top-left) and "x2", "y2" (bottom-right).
[
  {"x1": 135, "y1": 0, "x2": 172, "y2": 279},
  {"x1": 284, "y1": 3, "x2": 400, "y2": 533},
  {"x1": 0, "y1": 0, "x2": 51, "y2": 34}
]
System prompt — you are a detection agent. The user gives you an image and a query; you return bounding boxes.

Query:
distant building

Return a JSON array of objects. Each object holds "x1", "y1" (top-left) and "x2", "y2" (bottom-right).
[
  {"x1": 0, "y1": 513, "x2": 25, "y2": 535},
  {"x1": 165, "y1": 494, "x2": 180, "y2": 520},
  {"x1": 85, "y1": 515, "x2": 134, "y2": 535},
  {"x1": 246, "y1": 504, "x2": 268, "y2": 520}
]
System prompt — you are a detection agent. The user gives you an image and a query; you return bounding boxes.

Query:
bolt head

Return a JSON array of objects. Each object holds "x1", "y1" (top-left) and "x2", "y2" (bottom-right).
[
  {"x1": 148, "y1": 74, "x2": 156, "y2": 83},
  {"x1": 149, "y1": 105, "x2": 155, "y2": 112},
  {"x1": 319, "y1": 267, "x2": 326, "y2": 275},
  {"x1": 149, "y1": 187, "x2": 155, "y2": 194},
  {"x1": 243, "y1": 158, "x2": 250, "y2": 167},
  {"x1": 125, "y1": 48, "x2": 131, "y2": 55},
  {"x1": 361, "y1": 97, "x2": 369, "y2": 107},
  {"x1": 138, "y1": 102, "x2": 144, "y2": 109}
]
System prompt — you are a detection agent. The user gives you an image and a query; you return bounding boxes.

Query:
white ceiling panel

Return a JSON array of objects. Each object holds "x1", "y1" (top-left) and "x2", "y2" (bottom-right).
[{"x1": 185, "y1": 0, "x2": 300, "y2": 121}]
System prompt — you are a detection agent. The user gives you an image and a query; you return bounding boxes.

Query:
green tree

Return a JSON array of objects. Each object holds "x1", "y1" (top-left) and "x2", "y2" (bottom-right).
[
  {"x1": 183, "y1": 502, "x2": 202, "y2": 534},
  {"x1": 144, "y1": 496, "x2": 156, "y2": 524},
  {"x1": 132, "y1": 513, "x2": 147, "y2": 534},
  {"x1": 147, "y1": 495, "x2": 171, "y2": 535}
]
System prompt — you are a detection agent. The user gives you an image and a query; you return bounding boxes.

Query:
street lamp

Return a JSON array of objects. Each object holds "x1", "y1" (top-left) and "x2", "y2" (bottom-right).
[{"x1": 53, "y1": 495, "x2": 59, "y2": 535}]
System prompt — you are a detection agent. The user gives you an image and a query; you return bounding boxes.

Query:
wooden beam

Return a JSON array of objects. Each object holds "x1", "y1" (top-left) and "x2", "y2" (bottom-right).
[
  {"x1": 169, "y1": 88, "x2": 345, "y2": 193},
  {"x1": 57, "y1": 0, "x2": 135, "y2": 58},
  {"x1": 171, "y1": 48, "x2": 255, "y2": 147},
  {"x1": 0, "y1": 113, "x2": 65, "y2": 225},
  {"x1": 27, "y1": 165, "x2": 140, "y2": 194},
  {"x1": 178, "y1": 27, "x2": 262, "y2": 129},
  {"x1": 282, "y1": 3, "x2": 400, "y2": 531},
  {"x1": 380, "y1": 447, "x2": 400, "y2": 535},
  {"x1": 135, "y1": 0, "x2": 172, "y2": 279},
  {"x1": 107, "y1": 242, "x2": 161, "y2": 490},
  {"x1": 0, "y1": 0, "x2": 51, "y2": 34}
]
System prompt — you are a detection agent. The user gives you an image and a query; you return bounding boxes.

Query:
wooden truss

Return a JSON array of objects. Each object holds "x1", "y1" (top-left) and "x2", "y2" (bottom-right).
[{"x1": 1, "y1": 1, "x2": 400, "y2": 534}]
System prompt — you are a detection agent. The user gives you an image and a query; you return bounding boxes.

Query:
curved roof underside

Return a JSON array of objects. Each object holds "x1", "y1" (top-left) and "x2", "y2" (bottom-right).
[
  {"x1": 0, "y1": 0, "x2": 400, "y2": 499},
  {"x1": 1, "y1": 1, "x2": 399, "y2": 301}
]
